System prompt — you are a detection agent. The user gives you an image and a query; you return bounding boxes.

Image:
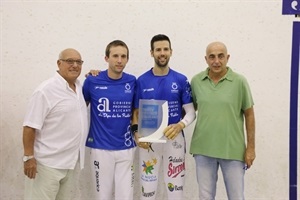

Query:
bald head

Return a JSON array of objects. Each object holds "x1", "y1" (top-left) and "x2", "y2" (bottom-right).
[
  {"x1": 205, "y1": 41, "x2": 230, "y2": 77},
  {"x1": 206, "y1": 42, "x2": 228, "y2": 56},
  {"x1": 57, "y1": 48, "x2": 83, "y2": 84},
  {"x1": 58, "y1": 48, "x2": 81, "y2": 60}
]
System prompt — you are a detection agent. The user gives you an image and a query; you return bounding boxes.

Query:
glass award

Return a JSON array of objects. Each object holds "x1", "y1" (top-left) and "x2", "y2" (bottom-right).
[{"x1": 138, "y1": 99, "x2": 168, "y2": 143}]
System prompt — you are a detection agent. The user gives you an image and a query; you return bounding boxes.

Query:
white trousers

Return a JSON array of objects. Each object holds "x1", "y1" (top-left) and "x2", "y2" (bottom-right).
[
  {"x1": 139, "y1": 133, "x2": 186, "y2": 200},
  {"x1": 89, "y1": 147, "x2": 136, "y2": 200},
  {"x1": 24, "y1": 162, "x2": 78, "y2": 200}
]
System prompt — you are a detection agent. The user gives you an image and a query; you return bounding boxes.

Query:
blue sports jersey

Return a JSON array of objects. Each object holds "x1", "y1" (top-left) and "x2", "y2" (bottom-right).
[
  {"x1": 83, "y1": 70, "x2": 136, "y2": 150},
  {"x1": 134, "y1": 68, "x2": 193, "y2": 125}
]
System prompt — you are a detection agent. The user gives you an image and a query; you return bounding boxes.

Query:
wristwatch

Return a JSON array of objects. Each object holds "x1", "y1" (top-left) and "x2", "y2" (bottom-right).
[{"x1": 23, "y1": 155, "x2": 34, "y2": 162}]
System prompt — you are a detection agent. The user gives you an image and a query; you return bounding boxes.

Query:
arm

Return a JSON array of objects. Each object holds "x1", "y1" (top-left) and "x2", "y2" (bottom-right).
[
  {"x1": 23, "y1": 126, "x2": 37, "y2": 179},
  {"x1": 132, "y1": 108, "x2": 139, "y2": 125},
  {"x1": 180, "y1": 103, "x2": 196, "y2": 127},
  {"x1": 164, "y1": 103, "x2": 196, "y2": 140},
  {"x1": 85, "y1": 70, "x2": 101, "y2": 77},
  {"x1": 244, "y1": 106, "x2": 256, "y2": 169},
  {"x1": 131, "y1": 108, "x2": 150, "y2": 149},
  {"x1": 131, "y1": 108, "x2": 139, "y2": 143}
]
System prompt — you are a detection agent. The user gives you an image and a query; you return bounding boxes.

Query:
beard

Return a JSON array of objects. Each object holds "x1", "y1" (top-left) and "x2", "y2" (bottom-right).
[{"x1": 154, "y1": 57, "x2": 169, "y2": 68}]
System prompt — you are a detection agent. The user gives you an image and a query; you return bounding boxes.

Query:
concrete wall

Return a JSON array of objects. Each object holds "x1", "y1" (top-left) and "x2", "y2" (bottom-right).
[{"x1": 1, "y1": 1, "x2": 299, "y2": 199}]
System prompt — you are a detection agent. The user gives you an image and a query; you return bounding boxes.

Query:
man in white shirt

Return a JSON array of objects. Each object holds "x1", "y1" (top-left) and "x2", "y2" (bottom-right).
[{"x1": 22, "y1": 48, "x2": 89, "y2": 200}]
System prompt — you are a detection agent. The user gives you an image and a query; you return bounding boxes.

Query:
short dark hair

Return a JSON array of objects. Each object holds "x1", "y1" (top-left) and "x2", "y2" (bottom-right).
[
  {"x1": 150, "y1": 34, "x2": 172, "y2": 51},
  {"x1": 105, "y1": 40, "x2": 129, "y2": 59}
]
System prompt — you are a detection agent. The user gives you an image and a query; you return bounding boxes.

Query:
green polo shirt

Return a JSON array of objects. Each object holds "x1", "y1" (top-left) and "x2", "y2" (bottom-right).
[{"x1": 190, "y1": 67, "x2": 254, "y2": 161}]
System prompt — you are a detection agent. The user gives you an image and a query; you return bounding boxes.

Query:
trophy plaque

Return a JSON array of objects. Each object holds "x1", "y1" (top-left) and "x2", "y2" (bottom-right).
[{"x1": 138, "y1": 99, "x2": 168, "y2": 143}]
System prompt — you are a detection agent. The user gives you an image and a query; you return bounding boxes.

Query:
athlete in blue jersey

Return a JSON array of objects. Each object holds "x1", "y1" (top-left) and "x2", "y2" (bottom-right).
[
  {"x1": 132, "y1": 34, "x2": 196, "y2": 200},
  {"x1": 83, "y1": 40, "x2": 136, "y2": 200}
]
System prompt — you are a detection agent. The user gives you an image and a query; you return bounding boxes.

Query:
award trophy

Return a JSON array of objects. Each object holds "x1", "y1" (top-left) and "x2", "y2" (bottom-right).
[{"x1": 138, "y1": 99, "x2": 168, "y2": 143}]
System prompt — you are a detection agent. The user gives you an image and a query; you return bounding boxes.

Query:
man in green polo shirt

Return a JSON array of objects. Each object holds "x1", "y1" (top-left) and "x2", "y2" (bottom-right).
[{"x1": 190, "y1": 41, "x2": 256, "y2": 200}]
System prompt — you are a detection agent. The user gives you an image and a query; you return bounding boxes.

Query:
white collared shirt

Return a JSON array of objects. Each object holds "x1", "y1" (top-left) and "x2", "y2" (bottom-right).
[{"x1": 23, "y1": 72, "x2": 89, "y2": 169}]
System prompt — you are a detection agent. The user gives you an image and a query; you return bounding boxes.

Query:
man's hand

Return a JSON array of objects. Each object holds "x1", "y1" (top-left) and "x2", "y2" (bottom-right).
[
  {"x1": 134, "y1": 132, "x2": 151, "y2": 149},
  {"x1": 85, "y1": 70, "x2": 101, "y2": 77},
  {"x1": 24, "y1": 158, "x2": 37, "y2": 179},
  {"x1": 244, "y1": 147, "x2": 255, "y2": 169},
  {"x1": 163, "y1": 122, "x2": 185, "y2": 140}
]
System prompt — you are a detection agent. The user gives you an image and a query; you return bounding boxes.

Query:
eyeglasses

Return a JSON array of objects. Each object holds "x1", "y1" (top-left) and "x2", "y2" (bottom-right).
[{"x1": 60, "y1": 59, "x2": 84, "y2": 65}]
